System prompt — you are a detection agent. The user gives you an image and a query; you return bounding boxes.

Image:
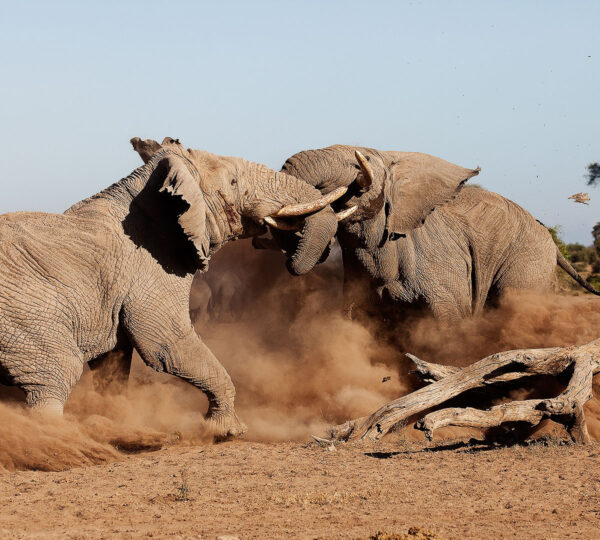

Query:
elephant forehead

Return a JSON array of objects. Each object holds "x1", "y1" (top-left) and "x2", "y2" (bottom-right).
[{"x1": 186, "y1": 149, "x2": 233, "y2": 186}]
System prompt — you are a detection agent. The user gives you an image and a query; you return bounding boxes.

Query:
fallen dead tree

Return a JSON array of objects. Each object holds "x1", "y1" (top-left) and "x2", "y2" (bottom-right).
[{"x1": 329, "y1": 339, "x2": 600, "y2": 444}]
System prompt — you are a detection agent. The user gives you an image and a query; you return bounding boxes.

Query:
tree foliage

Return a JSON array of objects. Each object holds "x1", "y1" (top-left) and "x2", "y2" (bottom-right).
[
  {"x1": 587, "y1": 163, "x2": 600, "y2": 186},
  {"x1": 547, "y1": 225, "x2": 569, "y2": 258},
  {"x1": 593, "y1": 222, "x2": 600, "y2": 251},
  {"x1": 565, "y1": 242, "x2": 598, "y2": 266}
]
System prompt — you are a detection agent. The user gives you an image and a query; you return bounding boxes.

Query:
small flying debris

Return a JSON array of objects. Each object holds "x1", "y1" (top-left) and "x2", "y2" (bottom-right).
[
  {"x1": 569, "y1": 192, "x2": 590, "y2": 205},
  {"x1": 382, "y1": 376, "x2": 391, "y2": 383}
]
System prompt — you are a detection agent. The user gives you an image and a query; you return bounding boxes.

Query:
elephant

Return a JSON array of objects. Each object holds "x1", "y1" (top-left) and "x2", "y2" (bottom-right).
[
  {"x1": 189, "y1": 277, "x2": 212, "y2": 325},
  {"x1": 0, "y1": 137, "x2": 350, "y2": 438},
  {"x1": 205, "y1": 269, "x2": 244, "y2": 322},
  {"x1": 189, "y1": 269, "x2": 244, "y2": 324},
  {"x1": 266, "y1": 145, "x2": 599, "y2": 323}
]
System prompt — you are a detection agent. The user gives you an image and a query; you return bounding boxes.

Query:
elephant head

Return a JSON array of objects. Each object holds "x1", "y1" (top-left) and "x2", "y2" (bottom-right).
[
  {"x1": 130, "y1": 137, "x2": 351, "y2": 275},
  {"x1": 278, "y1": 145, "x2": 480, "y2": 242}
]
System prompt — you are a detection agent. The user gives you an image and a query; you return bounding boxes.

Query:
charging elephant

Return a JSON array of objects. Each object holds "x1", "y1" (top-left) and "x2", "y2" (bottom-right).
[
  {"x1": 189, "y1": 277, "x2": 212, "y2": 325},
  {"x1": 0, "y1": 137, "x2": 348, "y2": 438},
  {"x1": 206, "y1": 269, "x2": 244, "y2": 322},
  {"x1": 267, "y1": 145, "x2": 599, "y2": 322},
  {"x1": 189, "y1": 269, "x2": 244, "y2": 324}
]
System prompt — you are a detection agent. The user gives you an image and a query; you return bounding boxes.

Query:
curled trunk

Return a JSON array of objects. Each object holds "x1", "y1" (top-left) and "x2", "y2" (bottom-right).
[
  {"x1": 286, "y1": 208, "x2": 338, "y2": 275},
  {"x1": 249, "y1": 166, "x2": 339, "y2": 275}
]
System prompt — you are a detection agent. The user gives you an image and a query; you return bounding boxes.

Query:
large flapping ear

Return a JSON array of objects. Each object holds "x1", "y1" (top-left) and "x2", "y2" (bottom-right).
[
  {"x1": 148, "y1": 152, "x2": 210, "y2": 269},
  {"x1": 385, "y1": 153, "x2": 480, "y2": 236},
  {"x1": 131, "y1": 137, "x2": 163, "y2": 163}
]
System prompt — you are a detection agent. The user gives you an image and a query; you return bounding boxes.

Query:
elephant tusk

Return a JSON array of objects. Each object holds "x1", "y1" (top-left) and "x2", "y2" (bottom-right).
[
  {"x1": 263, "y1": 216, "x2": 301, "y2": 231},
  {"x1": 264, "y1": 205, "x2": 356, "y2": 230},
  {"x1": 355, "y1": 150, "x2": 374, "y2": 188},
  {"x1": 336, "y1": 205, "x2": 358, "y2": 221},
  {"x1": 271, "y1": 186, "x2": 348, "y2": 217}
]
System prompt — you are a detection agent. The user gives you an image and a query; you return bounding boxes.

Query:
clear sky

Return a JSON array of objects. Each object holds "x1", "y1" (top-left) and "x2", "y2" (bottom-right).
[{"x1": 0, "y1": 0, "x2": 598, "y2": 243}]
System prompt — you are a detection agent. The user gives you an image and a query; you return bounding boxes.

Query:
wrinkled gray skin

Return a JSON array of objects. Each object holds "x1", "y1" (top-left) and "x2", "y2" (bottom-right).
[
  {"x1": 0, "y1": 138, "x2": 337, "y2": 438},
  {"x1": 278, "y1": 145, "x2": 598, "y2": 322}
]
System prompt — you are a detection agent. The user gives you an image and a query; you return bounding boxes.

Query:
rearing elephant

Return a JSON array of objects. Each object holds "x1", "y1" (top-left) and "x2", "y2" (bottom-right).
[
  {"x1": 266, "y1": 145, "x2": 598, "y2": 322},
  {"x1": 0, "y1": 137, "x2": 347, "y2": 438}
]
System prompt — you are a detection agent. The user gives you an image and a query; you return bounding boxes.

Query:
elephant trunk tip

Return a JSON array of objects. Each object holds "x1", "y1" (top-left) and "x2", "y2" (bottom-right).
[
  {"x1": 286, "y1": 210, "x2": 338, "y2": 276},
  {"x1": 286, "y1": 252, "x2": 317, "y2": 276},
  {"x1": 285, "y1": 258, "x2": 304, "y2": 276}
]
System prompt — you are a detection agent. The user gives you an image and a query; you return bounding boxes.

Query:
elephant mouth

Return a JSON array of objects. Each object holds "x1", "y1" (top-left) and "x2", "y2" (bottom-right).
[{"x1": 240, "y1": 216, "x2": 268, "y2": 238}]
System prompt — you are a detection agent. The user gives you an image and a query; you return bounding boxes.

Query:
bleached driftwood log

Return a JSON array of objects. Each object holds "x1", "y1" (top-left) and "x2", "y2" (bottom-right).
[{"x1": 329, "y1": 339, "x2": 600, "y2": 444}]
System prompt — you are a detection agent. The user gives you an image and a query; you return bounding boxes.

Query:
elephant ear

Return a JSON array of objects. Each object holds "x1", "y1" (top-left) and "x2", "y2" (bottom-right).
[
  {"x1": 131, "y1": 137, "x2": 163, "y2": 164},
  {"x1": 386, "y1": 153, "x2": 480, "y2": 235},
  {"x1": 131, "y1": 136, "x2": 185, "y2": 163},
  {"x1": 150, "y1": 152, "x2": 210, "y2": 269}
]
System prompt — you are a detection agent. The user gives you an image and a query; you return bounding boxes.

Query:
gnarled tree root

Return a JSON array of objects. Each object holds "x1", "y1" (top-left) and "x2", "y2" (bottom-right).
[{"x1": 329, "y1": 339, "x2": 600, "y2": 444}]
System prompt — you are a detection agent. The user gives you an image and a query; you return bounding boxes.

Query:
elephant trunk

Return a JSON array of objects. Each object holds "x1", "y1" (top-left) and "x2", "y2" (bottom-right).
[
  {"x1": 247, "y1": 165, "x2": 339, "y2": 275},
  {"x1": 286, "y1": 208, "x2": 338, "y2": 275}
]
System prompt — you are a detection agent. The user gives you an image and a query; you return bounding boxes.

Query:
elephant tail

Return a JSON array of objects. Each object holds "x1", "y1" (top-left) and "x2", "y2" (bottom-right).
[{"x1": 556, "y1": 248, "x2": 600, "y2": 295}]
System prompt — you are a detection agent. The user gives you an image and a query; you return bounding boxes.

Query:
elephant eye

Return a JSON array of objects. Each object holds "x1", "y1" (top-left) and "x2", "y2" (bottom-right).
[{"x1": 231, "y1": 178, "x2": 237, "y2": 186}]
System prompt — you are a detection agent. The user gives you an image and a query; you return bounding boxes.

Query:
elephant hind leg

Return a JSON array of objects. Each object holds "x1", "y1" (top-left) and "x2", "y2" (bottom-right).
[
  {"x1": 22, "y1": 346, "x2": 85, "y2": 416},
  {"x1": 492, "y1": 256, "x2": 555, "y2": 301}
]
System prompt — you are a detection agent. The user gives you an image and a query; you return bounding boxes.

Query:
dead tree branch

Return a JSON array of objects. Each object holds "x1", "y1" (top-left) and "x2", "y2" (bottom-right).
[{"x1": 329, "y1": 340, "x2": 600, "y2": 444}]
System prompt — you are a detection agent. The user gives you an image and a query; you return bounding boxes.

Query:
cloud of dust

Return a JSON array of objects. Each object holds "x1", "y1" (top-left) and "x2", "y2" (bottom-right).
[
  {"x1": 400, "y1": 289, "x2": 600, "y2": 366},
  {"x1": 0, "y1": 375, "x2": 213, "y2": 472},
  {"x1": 3, "y1": 239, "x2": 600, "y2": 471},
  {"x1": 200, "y1": 242, "x2": 600, "y2": 442}
]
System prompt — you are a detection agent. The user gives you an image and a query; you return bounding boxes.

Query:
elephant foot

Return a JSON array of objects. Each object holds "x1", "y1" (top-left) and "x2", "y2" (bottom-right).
[
  {"x1": 30, "y1": 397, "x2": 64, "y2": 417},
  {"x1": 205, "y1": 409, "x2": 247, "y2": 440}
]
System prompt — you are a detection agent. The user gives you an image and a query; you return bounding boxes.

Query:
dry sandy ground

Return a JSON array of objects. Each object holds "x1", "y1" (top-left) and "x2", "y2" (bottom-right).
[{"x1": 0, "y1": 437, "x2": 599, "y2": 539}]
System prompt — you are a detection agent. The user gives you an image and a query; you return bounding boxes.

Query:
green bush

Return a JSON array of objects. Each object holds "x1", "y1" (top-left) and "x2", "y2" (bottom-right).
[
  {"x1": 587, "y1": 274, "x2": 600, "y2": 289},
  {"x1": 547, "y1": 225, "x2": 569, "y2": 258},
  {"x1": 566, "y1": 243, "x2": 588, "y2": 263}
]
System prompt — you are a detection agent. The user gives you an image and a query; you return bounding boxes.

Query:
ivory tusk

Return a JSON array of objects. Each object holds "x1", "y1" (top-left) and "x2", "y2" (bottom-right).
[
  {"x1": 355, "y1": 150, "x2": 374, "y2": 188},
  {"x1": 272, "y1": 186, "x2": 348, "y2": 217},
  {"x1": 263, "y1": 216, "x2": 301, "y2": 231},
  {"x1": 336, "y1": 205, "x2": 358, "y2": 221}
]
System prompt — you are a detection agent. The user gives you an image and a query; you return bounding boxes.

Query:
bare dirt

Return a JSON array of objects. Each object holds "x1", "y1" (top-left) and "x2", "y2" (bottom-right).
[
  {"x1": 2, "y1": 241, "x2": 600, "y2": 538},
  {"x1": 1, "y1": 438, "x2": 599, "y2": 539}
]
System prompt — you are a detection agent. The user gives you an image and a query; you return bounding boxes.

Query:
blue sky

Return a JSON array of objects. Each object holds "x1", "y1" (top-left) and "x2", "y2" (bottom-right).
[{"x1": 0, "y1": 0, "x2": 598, "y2": 242}]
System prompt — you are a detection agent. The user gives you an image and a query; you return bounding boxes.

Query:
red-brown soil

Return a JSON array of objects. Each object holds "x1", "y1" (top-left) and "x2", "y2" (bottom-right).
[{"x1": 1, "y1": 437, "x2": 599, "y2": 539}]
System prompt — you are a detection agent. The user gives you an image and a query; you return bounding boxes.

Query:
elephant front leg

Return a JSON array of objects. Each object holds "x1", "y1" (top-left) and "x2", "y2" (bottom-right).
[{"x1": 134, "y1": 327, "x2": 246, "y2": 439}]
